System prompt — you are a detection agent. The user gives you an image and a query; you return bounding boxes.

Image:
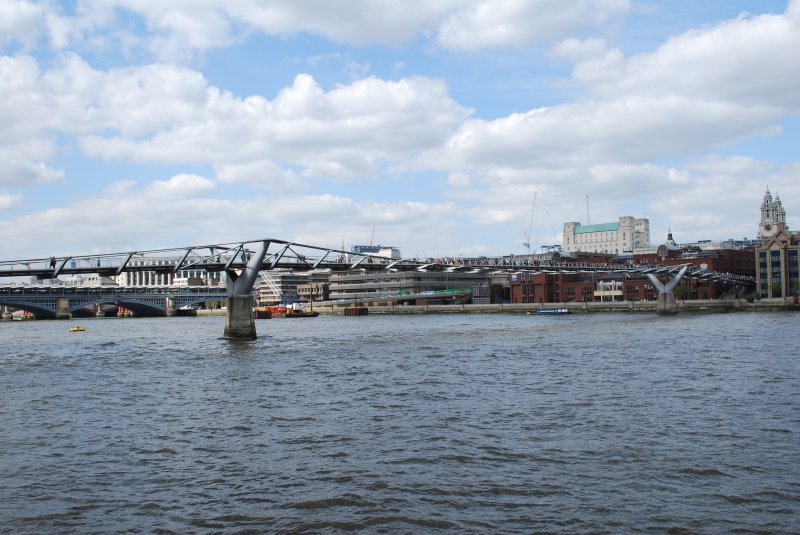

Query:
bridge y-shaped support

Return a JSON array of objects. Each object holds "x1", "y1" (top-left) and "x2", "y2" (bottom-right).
[
  {"x1": 224, "y1": 241, "x2": 269, "y2": 340},
  {"x1": 647, "y1": 266, "x2": 688, "y2": 315}
]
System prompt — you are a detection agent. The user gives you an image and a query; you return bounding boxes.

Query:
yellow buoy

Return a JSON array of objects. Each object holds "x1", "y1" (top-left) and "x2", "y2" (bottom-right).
[{"x1": 70, "y1": 326, "x2": 85, "y2": 332}]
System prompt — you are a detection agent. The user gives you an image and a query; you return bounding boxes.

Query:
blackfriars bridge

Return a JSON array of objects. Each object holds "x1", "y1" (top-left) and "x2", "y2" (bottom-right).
[
  {"x1": 0, "y1": 238, "x2": 755, "y2": 339},
  {"x1": 0, "y1": 285, "x2": 228, "y2": 319}
]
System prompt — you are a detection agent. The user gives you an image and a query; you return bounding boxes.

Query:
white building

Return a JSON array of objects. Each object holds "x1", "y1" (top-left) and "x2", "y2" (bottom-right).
[
  {"x1": 562, "y1": 217, "x2": 650, "y2": 255},
  {"x1": 115, "y1": 257, "x2": 222, "y2": 287},
  {"x1": 350, "y1": 245, "x2": 402, "y2": 259}
]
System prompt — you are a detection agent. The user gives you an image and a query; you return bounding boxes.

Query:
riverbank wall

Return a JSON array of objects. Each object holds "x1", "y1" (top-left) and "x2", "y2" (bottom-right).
[{"x1": 313, "y1": 297, "x2": 800, "y2": 315}]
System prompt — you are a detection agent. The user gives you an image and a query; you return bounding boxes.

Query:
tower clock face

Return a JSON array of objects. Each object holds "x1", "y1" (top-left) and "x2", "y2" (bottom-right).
[{"x1": 764, "y1": 223, "x2": 773, "y2": 231}]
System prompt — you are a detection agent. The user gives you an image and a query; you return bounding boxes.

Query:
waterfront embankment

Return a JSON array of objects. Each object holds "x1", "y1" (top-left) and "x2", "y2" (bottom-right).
[{"x1": 314, "y1": 297, "x2": 800, "y2": 315}]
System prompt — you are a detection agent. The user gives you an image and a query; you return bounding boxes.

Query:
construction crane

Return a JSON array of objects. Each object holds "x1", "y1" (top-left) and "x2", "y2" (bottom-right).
[
  {"x1": 369, "y1": 225, "x2": 376, "y2": 246},
  {"x1": 523, "y1": 192, "x2": 537, "y2": 254},
  {"x1": 545, "y1": 209, "x2": 557, "y2": 240}
]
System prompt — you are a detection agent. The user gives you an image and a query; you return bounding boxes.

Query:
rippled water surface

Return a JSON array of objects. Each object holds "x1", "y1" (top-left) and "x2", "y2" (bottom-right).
[{"x1": 1, "y1": 312, "x2": 799, "y2": 534}]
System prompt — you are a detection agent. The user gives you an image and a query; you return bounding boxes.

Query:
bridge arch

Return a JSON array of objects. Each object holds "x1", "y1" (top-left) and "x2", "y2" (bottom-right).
[
  {"x1": 69, "y1": 297, "x2": 167, "y2": 317},
  {"x1": 0, "y1": 299, "x2": 58, "y2": 318}
]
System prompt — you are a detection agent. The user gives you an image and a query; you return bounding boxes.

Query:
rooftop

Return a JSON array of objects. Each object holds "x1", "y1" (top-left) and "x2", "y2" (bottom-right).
[{"x1": 574, "y1": 222, "x2": 620, "y2": 234}]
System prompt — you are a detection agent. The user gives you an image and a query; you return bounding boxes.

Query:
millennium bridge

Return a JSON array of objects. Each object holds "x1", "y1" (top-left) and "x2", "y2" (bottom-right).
[{"x1": 0, "y1": 238, "x2": 754, "y2": 338}]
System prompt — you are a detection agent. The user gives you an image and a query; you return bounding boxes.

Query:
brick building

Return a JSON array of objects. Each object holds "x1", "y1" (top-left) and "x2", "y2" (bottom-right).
[{"x1": 509, "y1": 271, "x2": 663, "y2": 304}]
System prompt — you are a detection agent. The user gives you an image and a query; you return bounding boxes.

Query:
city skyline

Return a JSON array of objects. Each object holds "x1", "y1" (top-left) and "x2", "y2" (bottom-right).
[{"x1": 1, "y1": 0, "x2": 799, "y2": 259}]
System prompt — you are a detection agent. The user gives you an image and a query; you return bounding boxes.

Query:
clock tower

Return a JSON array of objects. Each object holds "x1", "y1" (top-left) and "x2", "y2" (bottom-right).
[{"x1": 758, "y1": 185, "x2": 786, "y2": 240}]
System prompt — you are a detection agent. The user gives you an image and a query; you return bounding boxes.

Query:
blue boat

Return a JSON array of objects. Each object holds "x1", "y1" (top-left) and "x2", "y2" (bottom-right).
[{"x1": 536, "y1": 309, "x2": 572, "y2": 315}]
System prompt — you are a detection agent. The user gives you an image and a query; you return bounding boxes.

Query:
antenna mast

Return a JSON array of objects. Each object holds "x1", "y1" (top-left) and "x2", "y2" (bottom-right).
[
  {"x1": 585, "y1": 195, "x2": 591, "y2": 225},
  {"x1": 523, "y1": 192, "x2": 537, "y2": 255}
]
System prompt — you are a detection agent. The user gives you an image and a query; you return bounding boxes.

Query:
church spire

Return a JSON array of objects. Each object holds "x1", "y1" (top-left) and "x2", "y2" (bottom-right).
[
  {"x1": 666, "y1": 225, "x2": 676, "y2": 246},
  {"x1": 775, "y1": 191, "x2": 786, "y2": 224}
]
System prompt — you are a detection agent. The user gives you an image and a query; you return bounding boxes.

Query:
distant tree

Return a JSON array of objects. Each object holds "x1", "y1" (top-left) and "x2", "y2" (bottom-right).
[
  {"x1": 208, "y1": 301, "x2": 219, "y2": 309},
  {"x1": 673, "y1": 284, "x2": 690, "y2": 300},
  {"x1": 769, "y1": 283, "x2": 782, "y2": 296}
]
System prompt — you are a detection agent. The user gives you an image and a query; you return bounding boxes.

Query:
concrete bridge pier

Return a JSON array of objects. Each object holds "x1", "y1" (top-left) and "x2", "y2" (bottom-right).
[
  {"x1": 55, "y1": 298, "x2": 71, "y2": 320},
  {"x1": 2, "y1": 306, "x2": 12, "y2": 320},
  {"x1": 648, "y1": 266, "x2": 688, "y2": 316},
  {"x1": 656, "y1": 292, "x2": 678, "y2": 314},
  {"x1": 224, "y1": 241, "x2": 269, "y2": 340},
  {"x1": 224, "y1": 296, "x2": 257, "y2": 339},
  {"x1": 165, "y1": 297, "x2": 177, "y2": 317}
]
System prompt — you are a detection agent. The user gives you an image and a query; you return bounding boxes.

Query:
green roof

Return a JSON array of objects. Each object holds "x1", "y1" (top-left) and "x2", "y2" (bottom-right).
[{"x1": 574, "y1": 222, "x2": 619, "y2": 234}]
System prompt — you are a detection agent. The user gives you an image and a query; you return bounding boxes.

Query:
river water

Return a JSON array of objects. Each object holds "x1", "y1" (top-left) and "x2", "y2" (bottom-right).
[{"x1": 1, "y1": 312, "x2": 798, "y2": 534}]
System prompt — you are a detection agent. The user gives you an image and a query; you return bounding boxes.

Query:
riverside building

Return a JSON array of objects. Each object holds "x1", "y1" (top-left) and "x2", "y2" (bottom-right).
[
  {"x1": 328, "y1": 270, "x2": 496, "y2": 305},
  {"x1": 754, "y1": 187, "x2": 800, "y2": 298},
  {"x1": 258, "y1": 270, "x2": 330, "y2": 305},
  {"x1": 115, "y1": 257, "x2": 221, "y2": 287},
  {"x1": 562, "y1": 217, "x2": 650, "y2": 255}
]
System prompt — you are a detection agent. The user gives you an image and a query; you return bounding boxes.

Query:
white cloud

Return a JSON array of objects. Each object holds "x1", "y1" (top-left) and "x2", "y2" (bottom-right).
[
  {"x1": 0, "y1": 182, "x2": 464, "y2": 257},
  {"x1": 685, "y1": 154, "x2": 776, "y2": 176},
  {"x1": 422, "y1": 96, "x2": 782, "y2": 172},
  {"x1": 75, "y1": 70, "x2": 471, "y2": 180},
  {"x1": 415, "y1": 3, "x2": 800, "y2": 239},
  {"x1": 488, "y1": 2, "x2": 800, "y2": 190},
  {"x1": 0, "y1": 190, "x2": 22, "y2": 211},
  {"x1": 437, "y1": 0, "x2": 630, "y2": 51},
  {"x1": 0, "y1": 0, "x2": 44, "y2": 48},
  {"x1": 145, "y1": 174, "x2": 217, "y2": 198},
  {"x1": 215, "y1": 161, "x2": 302, "y2": 190},
  {"x1": 562, "y1": 4, "x2": 800, "y2": 110},
  {"x1": 5, "y1": 0, "x2": 633, "y2": 57},
  {"x1": 0, "y1": 55, "x2": 470, "y2": 183},
  {"x1": 646, "y1": 156, "x2": 800, "y2": 242},
  {"x1": 2, "y1": 3, "x2": 800, "y2": 256}
]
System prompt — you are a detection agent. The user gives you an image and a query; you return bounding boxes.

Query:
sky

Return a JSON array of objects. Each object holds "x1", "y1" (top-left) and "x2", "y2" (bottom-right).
[{"x1": 1, "y1": 0, "x2": 799, "y2": 259}]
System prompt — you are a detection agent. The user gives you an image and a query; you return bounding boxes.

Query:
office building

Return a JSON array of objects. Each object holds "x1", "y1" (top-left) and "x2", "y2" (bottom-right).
[
  {"x1": 259, "y1": 270, "x2": 330, "y2": 305},
  {"x1": 754, "y1": 187, "x2": 800, "y2": 297},
  {"x1": 563, "y1": 217, "x2": 650, "y2": 255},
  {"x1": 350, "y1": 245, "x2": 402, "y2": 259},
  {"x1": 328, "y1": 270, "x2": 494, "y2": 305},
  {"x1": 115, "y1": 257, "x2": 222, "y2": 287}
]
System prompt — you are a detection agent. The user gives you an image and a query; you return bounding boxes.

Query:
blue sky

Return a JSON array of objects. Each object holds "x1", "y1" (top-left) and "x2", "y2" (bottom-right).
[{"x1": 1, "y1": 0, "x2": 799, "y2": 258}]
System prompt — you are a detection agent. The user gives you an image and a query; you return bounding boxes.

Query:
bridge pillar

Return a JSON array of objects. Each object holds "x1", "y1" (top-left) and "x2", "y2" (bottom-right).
[
  {"x1": 648, "y1": 266, "x2": 688, "y2": 316},
  {"x1": 656, "y1": 292, "x2": 677, "y2": 314},
  {"x1": 165, "y1": 297, "x2": 177, "y2": 317},
  {"x1": 55, "y1": 298, "x2": 70, "y2": 320},
  {"x1": 224, "y1": 296, "x2": 256, "y2": 339},
  {"x1": 2, "y1": 306, "x2": 12, "y2": 321},
  {"x1": 223, "y1": 240, "x2": 269, "y2": 340}
]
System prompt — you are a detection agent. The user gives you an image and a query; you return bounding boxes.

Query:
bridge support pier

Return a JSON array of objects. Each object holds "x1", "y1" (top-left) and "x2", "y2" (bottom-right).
[
  {"x1": 224, "y1": 296, "x2": 256, "y2": 339},
  {"x1": 55, "y1": 298, "x2": 70, "y2": 320},
  {"x1": 165, "y1": 297, "x2": 177, "y2": 317},
  {"x1": 656, "y1": 292, "x2": 677, "y2": 315},
  {"x1": 2, "y1": 306, "x2": 12, "y2": 320},
  {"x1": 648, "y1": 266, "x2": 688, "y2": 316},
  {"x1": 223, "y1": 240, "x2": 269, "y2": 340}
]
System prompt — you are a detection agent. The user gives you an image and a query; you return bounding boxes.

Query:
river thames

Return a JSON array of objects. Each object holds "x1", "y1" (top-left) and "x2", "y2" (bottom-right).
[{"x1": 1, "y1": 312, "x2": 798, "y2": 533}]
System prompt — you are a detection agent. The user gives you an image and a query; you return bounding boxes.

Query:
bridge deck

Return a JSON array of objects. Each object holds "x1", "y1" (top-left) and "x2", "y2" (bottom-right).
[{"x1": 0, "y1": 238, "x2": 755, "y2": 286}]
